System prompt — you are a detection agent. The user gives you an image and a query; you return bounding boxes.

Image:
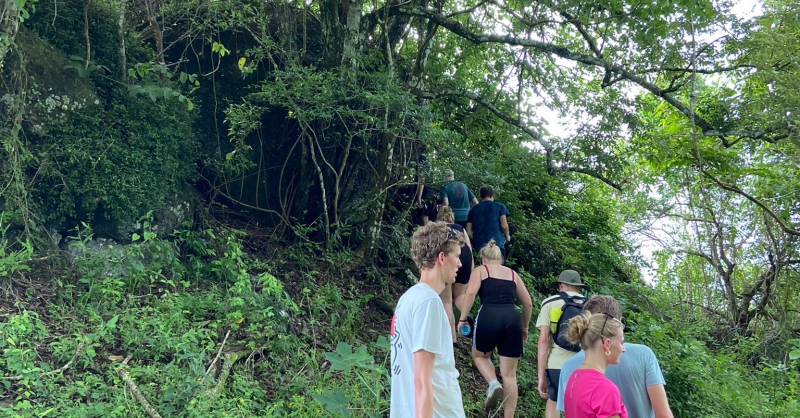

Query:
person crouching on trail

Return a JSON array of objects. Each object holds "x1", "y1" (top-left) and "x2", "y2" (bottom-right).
[
  {"x1": 458, "y1": 240, "x2": 533, "y2": 417},
  {"x1": 436, "y1": 205, "x2": 475, "y2": 343},
  {"x1": 390, "y1": 222, "x2": 467, "y2": 418},
  {"x1": 562, "y1": 312, "x2": 628, "y2": 418}
]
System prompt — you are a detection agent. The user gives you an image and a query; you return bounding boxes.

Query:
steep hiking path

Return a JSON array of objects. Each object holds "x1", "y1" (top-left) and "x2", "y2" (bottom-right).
[{"x1": 0, "y1": 216, "x2": 554, "y2": 417}]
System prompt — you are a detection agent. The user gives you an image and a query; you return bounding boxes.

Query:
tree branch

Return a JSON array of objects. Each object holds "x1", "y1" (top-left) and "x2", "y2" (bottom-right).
[
  {"x1": 398, "y1": 7, "x2": 723, "y2": 138},
  {"x1": 1, "y1": 342, "x2": 85, "y2": 381},
  {"x1": 117, "y1": 355, "x2": 163, "y2": 418},
  {"x1": 700, "y1": 169, "x2": 800, "y2": 237}
]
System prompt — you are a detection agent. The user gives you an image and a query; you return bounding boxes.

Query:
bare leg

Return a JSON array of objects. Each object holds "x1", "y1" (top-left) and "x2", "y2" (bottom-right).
[
  {"x1": 471, "y1": 347, "x2": 497, "y2": 384},
  {"x1": 545, "y1": 399, "x2": 560, "y2": 418},
  {"x1": 499, "y1": 356, "x2": 520, "y2": 418},
  {"x1": 440, "y1": 283, "x2": 456, "y2": 341}
]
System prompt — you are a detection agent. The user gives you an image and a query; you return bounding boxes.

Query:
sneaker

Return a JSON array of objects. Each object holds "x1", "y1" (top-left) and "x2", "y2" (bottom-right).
[{"x1": 485, "y1": 380, "x2": 503, "y2": 411}]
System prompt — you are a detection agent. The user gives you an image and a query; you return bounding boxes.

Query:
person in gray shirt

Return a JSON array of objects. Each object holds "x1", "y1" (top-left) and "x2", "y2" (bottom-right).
[{"x1": 557, "y1": 295, "x2": 674, "y2": 418}]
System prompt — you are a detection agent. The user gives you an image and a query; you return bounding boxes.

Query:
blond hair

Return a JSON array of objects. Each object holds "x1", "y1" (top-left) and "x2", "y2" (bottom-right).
[
  {"x1": 410, "y1": 222, "x2": 466, "y2": 270},
  {"x1": 438, "y1": 205, "x2": 455, "y2": 223},
  {"x1": 566, "y1": 312, "x2": 623, "y2": 349},
  {"x1": 479, "y1": 239, "x2": 503, "y2": 262}
]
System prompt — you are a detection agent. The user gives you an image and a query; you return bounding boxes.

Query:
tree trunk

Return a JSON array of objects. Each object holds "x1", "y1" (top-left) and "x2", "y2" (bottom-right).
[
  {"x1": 341, "y1": 0, "x2": 364, "y2": 70},
  {"x1": 118, "y1": 0, "x2": 127, "y2": 79},
  {"x1": 0, "y1": 0, "x2": 21, "y2": 68},
  {"x1": 357, "y1": 131, "x2": 397, "y2": 259},
  {"x1": 320, "y1": 0, "x2": 344, "y2": 68}
]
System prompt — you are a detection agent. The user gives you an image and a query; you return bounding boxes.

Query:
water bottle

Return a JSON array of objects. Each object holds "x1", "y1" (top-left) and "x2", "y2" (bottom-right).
[{"x1": 459, "y1": 322, "x2": 471, "y2": 337}]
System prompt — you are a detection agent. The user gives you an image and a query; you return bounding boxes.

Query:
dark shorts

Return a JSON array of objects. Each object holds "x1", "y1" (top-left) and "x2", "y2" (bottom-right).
[
  {"x1": 545, "y1": 369, "x2": 561, "y2": 401},
  {"x1": 472, "y1": 305, "x2": 523, "y2": 358},
  {"x1": 455, "y1": 245, "x2": 473, "y2": 284}
]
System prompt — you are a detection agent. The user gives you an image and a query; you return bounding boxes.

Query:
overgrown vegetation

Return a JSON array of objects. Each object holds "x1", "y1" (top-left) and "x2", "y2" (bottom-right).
[{"x1": 1, "y1": 0, "x2": 800, "y2": 416}]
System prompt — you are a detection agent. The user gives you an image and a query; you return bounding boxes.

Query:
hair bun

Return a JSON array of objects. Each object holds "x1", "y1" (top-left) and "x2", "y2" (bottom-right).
[{"x1": 566, "y1": 314, "x2": 590, "y2": 345}]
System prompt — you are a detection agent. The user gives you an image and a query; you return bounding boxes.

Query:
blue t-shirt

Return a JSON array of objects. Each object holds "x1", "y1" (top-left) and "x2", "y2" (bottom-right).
[
  {"x1": 438, "y1": 182, "x2": 475, "y2": 222},
  {"x1": 557, "y1": 343, "x2": 666, "y2": 418},
  {"x1": 467, "y1": 201, "x2": 510, "y2": 250}
]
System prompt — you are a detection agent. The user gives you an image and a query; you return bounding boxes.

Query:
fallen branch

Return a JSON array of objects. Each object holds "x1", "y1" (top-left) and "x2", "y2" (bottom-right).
[
  {"x1": 205, "y1": 330, "x2": 231, "y2": 378},
  {"x1": 204, "y1": 352, "x2": 235, "y2": 402},
  {"x1": 1, "y1": 342, "x2": 85, "y2": 381},
  {"x1": 117, "y1": 355, "x2": 163, "y2": 418}
]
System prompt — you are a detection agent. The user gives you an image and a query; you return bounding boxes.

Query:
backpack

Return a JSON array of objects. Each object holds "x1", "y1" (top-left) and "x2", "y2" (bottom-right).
[{"x1": 548, "y1": 292, "x2": 587, "y2": 352}]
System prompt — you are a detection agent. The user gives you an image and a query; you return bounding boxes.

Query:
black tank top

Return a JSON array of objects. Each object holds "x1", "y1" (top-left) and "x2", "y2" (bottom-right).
[{"x1": 478, "y1": 265, "x2": 516, "y2": 305}]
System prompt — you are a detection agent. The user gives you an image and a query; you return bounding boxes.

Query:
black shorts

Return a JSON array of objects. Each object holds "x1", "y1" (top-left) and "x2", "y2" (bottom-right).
[
  {"x1": 545, "y1": 369, "x2": 561, "y2": 401},
  {"x1": 455, "y1": 245, "x2": 473, "y2": 284},
  {"x1": 472, "y1": 304, "x2": 523, "y2": 358}
]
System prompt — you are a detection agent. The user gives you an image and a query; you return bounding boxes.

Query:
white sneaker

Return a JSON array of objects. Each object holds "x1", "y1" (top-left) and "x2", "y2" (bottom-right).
[{"x1": 485, "y1": 380, "x2": 503, "y2": 411}]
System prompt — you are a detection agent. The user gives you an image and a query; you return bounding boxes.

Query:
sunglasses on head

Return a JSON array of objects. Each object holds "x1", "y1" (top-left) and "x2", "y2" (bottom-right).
[{"x1": 599, "y1": 312, "x2": 624, "y2": 341}]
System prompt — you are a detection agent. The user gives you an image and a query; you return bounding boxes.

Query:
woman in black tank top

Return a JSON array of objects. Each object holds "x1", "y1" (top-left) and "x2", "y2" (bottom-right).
[{"x1": 457, "y1": 240, "x2": 533, "y2": 418}]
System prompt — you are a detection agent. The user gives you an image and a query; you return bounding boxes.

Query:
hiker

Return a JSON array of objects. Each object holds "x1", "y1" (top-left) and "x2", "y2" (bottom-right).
[
  {"x1": 536, "y1": 270, "x2": 588, "y2": 418},
  {"x1": 438, "y1": 169, "x2": 478, "y2": 228},
  {"x1": 390, "y1": 222, "x2": 466, "y2": 418},
  {"x1": 562, "y1": 311, "x2": 628, "y2": 418},
  {"x1": 466, "y1": 186, "x2": 510, "y2": 261},
  {"x1": 557, "y1": 295, "x2": 674, "y2": 418},
  {"x1": 437, "y1": 205, "x2": 475, "y2": 342},
  {"x1": 458, "y1": 240, "x2": 533, "y2": 417}
]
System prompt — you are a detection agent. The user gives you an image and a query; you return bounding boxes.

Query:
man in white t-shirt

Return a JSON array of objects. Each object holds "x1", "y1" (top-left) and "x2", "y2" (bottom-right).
[{"x1": 391, "y1": 222, "x2": 467, "y2": 418}]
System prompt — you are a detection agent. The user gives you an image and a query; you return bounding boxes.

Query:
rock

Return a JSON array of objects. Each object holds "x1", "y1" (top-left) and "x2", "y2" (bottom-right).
[{"x1": 16, "y1": 29, "x2": 100, "y2": 129}]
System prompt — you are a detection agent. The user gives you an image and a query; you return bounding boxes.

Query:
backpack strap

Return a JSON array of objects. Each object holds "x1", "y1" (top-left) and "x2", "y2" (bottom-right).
[{"x1": 559, "y1": 291, "x2": 585, "y2": 304}]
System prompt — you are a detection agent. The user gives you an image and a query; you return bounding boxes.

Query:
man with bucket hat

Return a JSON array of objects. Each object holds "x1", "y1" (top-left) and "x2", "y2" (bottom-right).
[{"x1": 535, "y1": 270, "x2": 588, "y2": 418}]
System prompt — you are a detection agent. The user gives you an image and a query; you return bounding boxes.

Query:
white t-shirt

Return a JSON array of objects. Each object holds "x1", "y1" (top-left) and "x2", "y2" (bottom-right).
[{"x1": 390, "y1": 283, "x2": 465, "y2": 418}]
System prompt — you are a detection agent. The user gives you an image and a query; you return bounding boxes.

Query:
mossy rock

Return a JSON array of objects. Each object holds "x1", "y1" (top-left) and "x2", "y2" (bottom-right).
[{"x1": 16, "y1": 28, "x2": 99, "y2": 131}]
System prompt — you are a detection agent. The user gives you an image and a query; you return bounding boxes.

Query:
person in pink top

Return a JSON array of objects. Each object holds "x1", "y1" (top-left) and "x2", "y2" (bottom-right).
[{"x1": 563, "y1": 312, "x2": 628, "y2": 418}]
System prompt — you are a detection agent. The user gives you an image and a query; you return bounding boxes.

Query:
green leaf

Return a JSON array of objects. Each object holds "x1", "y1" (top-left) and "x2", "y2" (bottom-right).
[
  {"x1": 790, "y1": 349, "x2": 800, "y2": 361},
  {"x1": 105, "y1": 315, "x2": 119, "y2": 330},
  {"x1": 131, "y1": 233, "x2": 141, "y2": 241},
  {"x1": 312, "y1": 389, "x2": 351, "y2": 417},
  {"x1": 325, "y1": 342, "x2": 375, "y2": 372},
  {"x1": 375, "y1": 335, "x2": 390, "y2": 350}
]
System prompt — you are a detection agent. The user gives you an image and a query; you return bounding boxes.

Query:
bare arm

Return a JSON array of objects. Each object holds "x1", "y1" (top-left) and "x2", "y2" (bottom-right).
[
  {"x1": 514, "y1": 273, "x2": 533, "y2": 338},
  {"x1": 458, "y1": 268, "x2": 484, "y2": 323},
  {"x1": 500, "y1": 215, "x2": 510, "y2": 243},
  {"x1": 470, "y1": 197, "x2": 479, "y2": 207},
  {"x1": 537, "y1": 325, "x2": 552, "y2": 398},
  {"x1": 647, "y1": 384, "x2": 674, "y2": 418},
  {"x1": 442, "y1": 197, "x2": 450, "y2": 207},
  {"x1": 413, "y1": 350, "x2": 436, "y2": 418},
  {"x1": 466, "y1": 223, "x2": 474, "y2": 240},
  {"x1": 414, "y1": 177, "x2": 425, "y2": 206}
]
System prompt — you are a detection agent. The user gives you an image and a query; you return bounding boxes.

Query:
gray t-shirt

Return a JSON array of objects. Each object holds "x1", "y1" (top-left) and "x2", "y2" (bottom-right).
[
  {"x1": 390, "y1": 283, "x2": 465, "y2": 418},
  {"x1": 557, "y1": 343, "x2": 666, "y2": 418}
]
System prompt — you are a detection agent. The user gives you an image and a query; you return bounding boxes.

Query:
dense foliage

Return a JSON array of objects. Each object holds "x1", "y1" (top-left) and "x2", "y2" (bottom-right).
[{"x1": 1, "y1": 0, "x2": 799, "y2": 416}]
